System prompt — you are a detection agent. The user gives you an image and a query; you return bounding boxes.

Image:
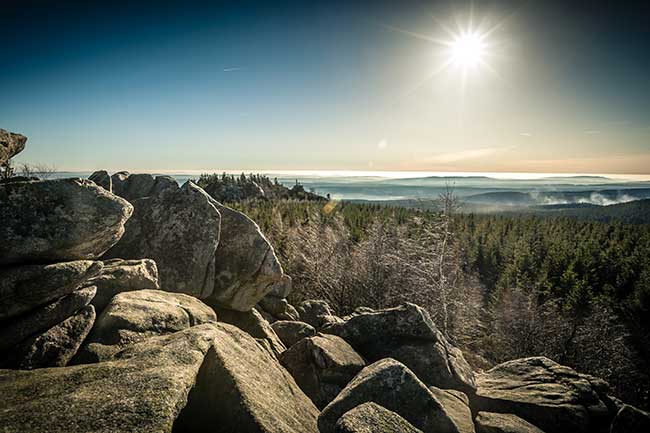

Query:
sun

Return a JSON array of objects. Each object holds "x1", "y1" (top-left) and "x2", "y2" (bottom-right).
[{"x1": 449, "y1": 31, "x2": 486, "y2": 69}]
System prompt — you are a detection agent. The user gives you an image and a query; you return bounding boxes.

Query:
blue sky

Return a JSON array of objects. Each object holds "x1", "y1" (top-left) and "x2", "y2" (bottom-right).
[{"x1": 2, "y1": 1, "x2": 649, "y2": 173}]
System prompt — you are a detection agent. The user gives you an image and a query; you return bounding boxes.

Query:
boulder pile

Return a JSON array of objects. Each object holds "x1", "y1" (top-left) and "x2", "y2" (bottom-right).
[{"x1": 1, "y1": 130, "x2": 648, "y2": 432}]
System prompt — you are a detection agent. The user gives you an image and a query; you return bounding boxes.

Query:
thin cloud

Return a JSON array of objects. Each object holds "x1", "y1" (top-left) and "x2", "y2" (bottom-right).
[
  {"x1": 223, "y1": 67, "x2": 244, "y2": 72},
  {"x1": 519, "y1": 132, "x2": 533, "y2": 137}
]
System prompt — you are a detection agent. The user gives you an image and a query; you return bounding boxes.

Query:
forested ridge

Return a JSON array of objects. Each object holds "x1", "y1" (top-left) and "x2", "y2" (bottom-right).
[{"x1": 229, "y1": 197, "x2": 650, "y2": 409}]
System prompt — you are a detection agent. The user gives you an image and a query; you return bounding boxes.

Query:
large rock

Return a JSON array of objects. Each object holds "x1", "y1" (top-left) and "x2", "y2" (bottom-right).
[
  {"x1": 0, "y1": 178, "x2": 133, "y2": 265},
  {"x1": 104, "y1": 181, "x2": 221, "y2": 298},
  {"x1": 173, "y1": 323, "x2": 320, "y2": 433},
  {"x1": 297, "y1": 299, "x2": 335, "y2": 329},
  {"x1": 259, "y1": 295, "x2": 300, "y2": 321},
  {"x1": 76, "y1": 289, "x2": 216, "y2": 362},
  {"x1": 88, "y1": 170, "x2": 112, "y2": 192},
  {"x1": 0, "y1": 128, "x2": 27, "y2": 166},
  {"x1": 110, "y1": 172, "x2": 179, "y2": 201},
  {"x1": 319, "y1": 358, "x2": 469, "y2": 433},
  {"x1": 0, "y1": 260, "x2": 102, "y2": 320},
  {"x1": 610, "y1": 404, "x2": 650, "y2": 433},
  {"x1": 473, "y1": 357, "x2": 614, "y2": 433},
  {"x1": 335, "y1": 402, "x2": 424, "y2": 433},
  {"x1": 87, "y1": 259, "x2": 159, "y2": 312},
  {"x1": 475, "y1": 412, "x2": 546, "y2": 433},
  {"x1": 428, "y1": 387, "x2": 475, "y2": 433},
  {"x1": 280, "y1": 333, "x2": 366, "y2": 408},
  {"x1": 0, "y1": 324, "x2": 219, "y2": 433},
  {"x1": 211, "y1": 305, "x2": 286, "y2": 357},
  {"x1": 322, "y1": 303, "x2": 475, "y2": 394},
  {"x1": 0, "y1": 286, "x2": 97, "y2": 352},
  {"x1": 207, "y1": 198, "x2": 289, "y2": 311},
  {"x1": 272, "y1": 320, "x2": 316, "y2": 347},
  {"x1": 3, "y1": 305, "x2": 96, "y2": 369}
]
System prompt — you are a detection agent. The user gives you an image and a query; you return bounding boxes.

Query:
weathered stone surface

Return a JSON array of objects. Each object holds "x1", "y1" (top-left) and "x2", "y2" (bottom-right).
[
  {"x1": 259, "y1": 295, "x2": 300, "y2": 321},
  {"x1": 297, "y1": 299, "x2": 335, "y2": 329},
  {"x1": 473, "y1": 357, "x2": 613, "y2": 433},
  {"x1": 0, "y1": 286, "x2": 97, "y2": 352},
  {"x1": 211, "y1": 305, "x2": 286, "y2": 357},
  {"x1": 173, "y1": 323, "x2": 320, "y2": 433},
  {"x1": 0, "y1": 128, "x2": 27, "y2": 166},
  {"x1": 104, "y1": 181, "x2": 220, "y2": 298},
  {"x1": 271, "y1": 320, "x2": 316, "y2": 347},
  {"x1": 110, "y1": 171, "x2": 179, "y2": 201},
  {"x1": 610, "y1": 404, "x2": 650, "y2": 433},
  {"x1": 208, "y1": 199, "x2": 289, "y2": 311},
  {"x1": 88, "y1": 170, "x2": 112, "y2": 192},
  {"x1": 319, "y1": 358, "x2": 466, "y2": 433},
  {"x1": 0, "y1": 260, "x2": 102, "y2": 320},
  {"x1": 335, "y1": 402, "x2": 424, "y2": 433},
  {"x1": 77, "y1": 289, "x2": 216, "y2": 363},
  {"x1": 4, "y1": 305, "x2": 96, "y2": 369},
  {"x1": 0, "y1": 324, "x2": 219, "y2": 433},
  {"x1": 268, "y1": 275, "x2": 293, "y2": 298},
  {"x1": 475, "y1": 412, "x2": 546, "y2": 433},
  {"x1": 110, "y1": 171, "x2": 130, "y2": 196},
  {"x1": 87, "y1": 259, "x2": 159, "y2": 312},
  {"x1": 280, "y1": 333, "x2": 366, "y2": 408},
  {"x1": 428, "y1": 387, "x2": 475, "y2": 433},
  {"x1": 322, "y1": 303, "x2": 476, "y2": 394},
  {"x1": 0, "y1": 178, "x2": 133, "y2": 265}
]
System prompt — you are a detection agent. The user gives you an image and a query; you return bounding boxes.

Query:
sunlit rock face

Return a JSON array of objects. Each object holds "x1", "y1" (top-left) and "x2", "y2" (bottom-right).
[
  {"x1": 0, "y1": 178, "x2": 133, "y2": 265},
  {"x1": 104, "y1": 181, "x2": 221, "y2": 298},
  {"x1": 75, "y1": 289, "x2": 217, "y2": 363},
  {"x1": 207, "y1": 198, "x2": 290, "y2": 311},
  {"x1": 473, "y1": 356, "x2": 616, "y2": 433},
  {"x1": 321, "y1": 303, "x2": 476, "y2": 395},
  {"x1": 318, "y1": 358, "x2": 471, "y2": 433}
]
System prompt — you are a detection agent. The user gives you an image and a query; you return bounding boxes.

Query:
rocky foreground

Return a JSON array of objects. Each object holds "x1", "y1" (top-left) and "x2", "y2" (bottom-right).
[{"x1": 1, "y1": 129, "x2": 649, "y2": 433}]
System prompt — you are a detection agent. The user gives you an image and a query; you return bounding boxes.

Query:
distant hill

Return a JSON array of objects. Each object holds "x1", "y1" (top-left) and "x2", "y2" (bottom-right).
[{"x1": 535, "y1": 198, "x2": 650, "y2": 224}]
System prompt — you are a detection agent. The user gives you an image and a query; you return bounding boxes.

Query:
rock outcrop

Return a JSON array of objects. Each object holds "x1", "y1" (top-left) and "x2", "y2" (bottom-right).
[
  {"x1": 88, "y1": 170, "x2": 111, "y2": 191},
  {"x1": 0, "y1": 286, "x2": 97, "y2": 353},
  {"x1": 258, "y1": 294, "x2": 300, "y2": 322},
  {"x1": 297, "y1": 299, "x2": 336, "y2": 329},
  {"x1": 474, "y1": 412, "x2": 546, "y2": 433},
  {"x1": 319, "y1": 358, "x2": 470, "y2": 433},
  {"x1": 87, "y1": 258, "x2": 159, "y2": 312},
  {"x1": 104, "y1": 181, "x2": 221, "y2": 298},
  {"x1": 0, "y1": 324, "x2": 219, "y2": 433},
  {"x1": 208, "y1": 200, "x2": 290, "y2": 311},
  {"x1": 322, "y1": 303, "x2": 476, "y2": 394},
  {"x1": 280, "y1": 333, "x2": 366, "y2": 408},
  {"x1": 3, "y1": 305, "x2": 96, "y2": 369},
  {"x1": 108, "y1": 172, "x2": 178, "y2": 201},
  {"x1": 0, "y1": 128, "x2": 27, "y2": 167},
  {"x1": 271, "y1": 320, "x2": 316, "y2": 347},
  {"x1": 0, "y1": 178, "x2": 133, "y2": 265},
  {"x1": 334, "y1": 402, "x2": 424, "y2": 433},
  {"x1": 0, "y1": 260, "x2": 102, "y2": 320},
  {"x1": 473, "y1": 357, "x2": 614, "y2": 433},
  {"x1": 76, "y1": 289, "x2": 216, "y2": 362},
  {"x1": 174, "y1": 323, "x2": 320, "y2": 433},
  {"x1": 210, "y1": 305, "x2": 286, "y2": 357}
]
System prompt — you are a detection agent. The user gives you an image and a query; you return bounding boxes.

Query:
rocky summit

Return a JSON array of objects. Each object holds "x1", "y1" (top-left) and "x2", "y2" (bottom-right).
[{"x1": 0, "y1": 131, "x2": 648, "y2": 432}]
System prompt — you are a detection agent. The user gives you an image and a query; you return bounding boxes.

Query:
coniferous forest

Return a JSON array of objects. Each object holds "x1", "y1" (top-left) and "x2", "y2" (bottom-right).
[{"x1": 224, "y1": 181, "x2": 650, "y2": 410}]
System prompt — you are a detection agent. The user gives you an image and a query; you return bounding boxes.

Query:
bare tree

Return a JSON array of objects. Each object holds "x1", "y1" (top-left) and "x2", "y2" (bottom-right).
[{"x1": 17, "y1": 163, "x2": 57, "y2": 179}]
